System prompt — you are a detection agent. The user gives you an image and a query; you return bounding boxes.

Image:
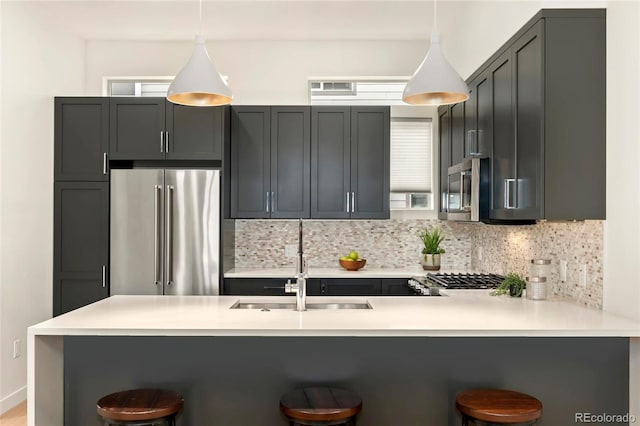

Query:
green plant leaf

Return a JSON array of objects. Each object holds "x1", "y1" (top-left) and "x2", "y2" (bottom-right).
[{"x1": 418, "y1": 227, "x2": 445, "y2": 255}]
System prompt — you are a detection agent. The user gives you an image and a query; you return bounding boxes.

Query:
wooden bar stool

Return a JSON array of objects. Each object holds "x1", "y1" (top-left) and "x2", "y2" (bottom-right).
[
  {"x1": 456, "y1": 389, "x2": 542, "y2": 425},
  {"x1": 96, "y1": 388, "x2": 184, "y2": 426},
  {"x1": 280, "y1": 387, "x2": 362, "y2": 425}
]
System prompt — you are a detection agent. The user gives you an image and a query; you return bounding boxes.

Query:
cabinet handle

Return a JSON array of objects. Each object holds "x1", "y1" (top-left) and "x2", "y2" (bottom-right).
[
  {"x1": 166, "y1": 185, "x2": 174, "y2": 286},
  {"x1": 346, "y1": 192, "x2": 350, "y2": 213},
  {"x1": 504, "y1": 179, "x2": 516, "y2": 209},
  {"x1": 165, "y1": 131, "x2": 170, "y2": 153},
  {"x1": 101, "y1": 265, "x2": 106, "y2": 288},
  {"x1": 460, "y1": 172, "x2": 466, "y2": 211},
  {"x1": 351, "y1": 192, "x2": 355, "y2": 213},
  {"x1": 271, "y1": 191, "x2": 275, "y2": 213},
  {"x1": 266, "y1": 191, "x2": 270, "y2": 213},
  {"x1": 160, "y1": 131, "x2": 164, "y2": 153},
  {"x1": 102, "y1": 153, "x2": 108, "y2": 175},
  {"x1": 263, "y1": 286, "x2": 285, "y2": 290},
  {"x1": 154, "y1": 185, "x2": 162, "y2": 286},
  {"x1": 321, "y1": 283, "x2": 326, "y2": 295}
]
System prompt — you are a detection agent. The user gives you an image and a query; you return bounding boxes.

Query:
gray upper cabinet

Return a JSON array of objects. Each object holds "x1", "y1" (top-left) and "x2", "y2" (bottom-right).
[
  {"x1": 438, "y1": 9, "x2": 605, "y2": 223},
  {"x1": 489, "y1": 49, "x2": 516, "y2": 219},
  {"x1": 438, "y1": 106, "x2": 450, "y2": 219},
  {"x1": 270, "y1": 107, "x2": 311, "y2": 218},
  {"x1": 311, "y1": 106, "x2": 390, "y2": 219},
  {"x1": 165, "y1": 103, "x2": 226, "y2": 160},
  {"x1": 53, "y1": 182, "x2": 109, "y2": 316},
  {"x1": 55, "y1": 98, "x2": 109, "y2": 181},
  {"x1": 109, "y1": 98, "x2": 165, "y2": 160},
  {"x1": 311, "y1": 107, "x2": 351, "y2": 219},
  {"x1": 231, "y1": 106, "x2": 310, "y2": 218},
  {"x1": 110, "y1": 97, "x2": 225, "y2": 161},
  {"x1": 350, "y1": 107, "x2": 390, "y2": 219},
  {"x1": 465, "y1": 71, "x2": 492, "y2": 159},
  {"x1": 488, "y1": 10, "x2": 605, "y2": 221},
  {"x1": 450, "y1": 101, "x2": 465, "y2": 166}
]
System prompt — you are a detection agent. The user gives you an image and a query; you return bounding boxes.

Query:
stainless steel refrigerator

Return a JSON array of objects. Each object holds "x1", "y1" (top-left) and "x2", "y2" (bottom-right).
[{"x1": 110, "y1": 169, "x2": 220, "y2": 295}]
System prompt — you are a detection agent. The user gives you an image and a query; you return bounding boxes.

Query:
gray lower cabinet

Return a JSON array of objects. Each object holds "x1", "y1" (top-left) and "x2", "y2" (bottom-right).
[
  {"x1": 54, "y1": 97, "x2": 109, "y2": 181},
  {"x1": 223, "y1": 278, "x2": 321, "y2": 296},
  {"x1": 53, "y1": 182, "x2": 109, "y2": 316},
  {"x1": 223, "y1": 277, "x2": 412, "y2": 296},
  {"x1": 230, "y1": 106, "x2": 311, "y2": 218},
  {"x1": 311, "y1": 106, "x2": 390, "y2": 219},
  {"x1": 110, "y1": 97, "x2": 225, "y2": 161}
]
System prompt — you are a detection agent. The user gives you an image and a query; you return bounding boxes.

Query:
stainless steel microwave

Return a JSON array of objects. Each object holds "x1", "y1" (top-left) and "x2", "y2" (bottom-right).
[{"x1": 443, "y1": 158, "x2": 490, "y2": 222}]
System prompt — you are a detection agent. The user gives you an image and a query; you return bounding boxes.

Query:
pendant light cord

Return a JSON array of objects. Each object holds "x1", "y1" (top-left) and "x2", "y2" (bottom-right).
[
  {"x1": 199, "y1": 0, "x2": 203, "y2": 37},
  {"x1": 433, "y1": 0, "x2": 437, "y2": 33}
]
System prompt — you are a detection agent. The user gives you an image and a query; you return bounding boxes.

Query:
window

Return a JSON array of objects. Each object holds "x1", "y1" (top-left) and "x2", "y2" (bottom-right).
[
  {"x1": 310, "y1": 78, "x2": 436, "y2": 211},
  {"x1": 390, "y1": 118, "x2": 433, "y2": 209}
]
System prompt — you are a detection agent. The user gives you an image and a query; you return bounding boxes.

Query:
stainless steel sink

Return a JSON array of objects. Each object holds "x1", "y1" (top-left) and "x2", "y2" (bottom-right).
[{"x1": 230, "y1": 301, "x2": 372, "y2": 310}]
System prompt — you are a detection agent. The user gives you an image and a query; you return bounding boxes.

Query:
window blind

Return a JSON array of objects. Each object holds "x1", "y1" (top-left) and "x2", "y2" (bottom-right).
[{"x1": 390, "y1": 117, "x2": 433, "y2": 193}]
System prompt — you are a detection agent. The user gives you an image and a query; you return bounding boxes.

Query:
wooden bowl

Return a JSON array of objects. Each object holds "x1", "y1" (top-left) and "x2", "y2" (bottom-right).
[{"x1": 339, "y1": 258, "x2": 366, "y2": 271}]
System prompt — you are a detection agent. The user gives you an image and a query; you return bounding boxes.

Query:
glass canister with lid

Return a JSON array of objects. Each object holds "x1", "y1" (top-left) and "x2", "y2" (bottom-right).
[{"x1": 528, "y1": 259, "x2": 551, "y2": 300}]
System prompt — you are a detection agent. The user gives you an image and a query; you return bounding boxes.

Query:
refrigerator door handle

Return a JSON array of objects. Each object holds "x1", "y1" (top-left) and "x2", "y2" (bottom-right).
[
  {"x1": 166, "y1": 185, "x2": 174, "y2": 287},
  {"x1": 154, "y1": 185, "x2": 162, "y2": 286}
]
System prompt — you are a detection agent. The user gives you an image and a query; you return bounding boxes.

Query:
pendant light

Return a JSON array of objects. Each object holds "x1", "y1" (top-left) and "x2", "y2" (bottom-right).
[
  {"x1": 167, "y1": 0, "x2": 232, "y2": 106},
  {"x1": 403, "y1": 0, "x2": 469, "y2": 106}
]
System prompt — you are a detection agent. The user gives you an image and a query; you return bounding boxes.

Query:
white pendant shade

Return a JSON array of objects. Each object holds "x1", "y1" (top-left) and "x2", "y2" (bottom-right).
[
  {"x1": 167, "y1": 35, "x2": 232, "y2": 107},
  {"x1": 403, "y1": 32, "x2": 469, "y2": 106}
]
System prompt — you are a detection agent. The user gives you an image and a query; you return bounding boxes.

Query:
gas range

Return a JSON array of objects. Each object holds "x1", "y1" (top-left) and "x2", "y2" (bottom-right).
[{"x1": 408, "y1": 273, "x2": 504, "y2": 296}]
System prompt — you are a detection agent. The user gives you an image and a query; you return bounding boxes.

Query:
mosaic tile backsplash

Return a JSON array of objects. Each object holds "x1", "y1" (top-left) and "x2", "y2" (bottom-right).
[{"x1": 232, "y1": 219, "x2": 604, "y2": 309}]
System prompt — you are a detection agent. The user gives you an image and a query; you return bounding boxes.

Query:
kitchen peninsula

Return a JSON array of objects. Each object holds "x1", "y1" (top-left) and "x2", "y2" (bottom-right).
[{"x1": 29, "y1": 293, "x2": 640, "y2": 426}]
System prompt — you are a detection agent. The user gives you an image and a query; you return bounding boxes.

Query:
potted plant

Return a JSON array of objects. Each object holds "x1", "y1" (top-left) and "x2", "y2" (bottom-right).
[
  {"x1": 418, "y1": 227, "x2": 445, "y2": 271},
  {"x1": 491, "y1": 272, "x2": 526, "y2": 297}
]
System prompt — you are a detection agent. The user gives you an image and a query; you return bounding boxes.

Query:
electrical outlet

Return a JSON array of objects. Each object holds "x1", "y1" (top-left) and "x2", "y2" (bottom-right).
[
  {"x1": 579, "y1": 264, "x2": 587, "y2": 287},
  {"x1": 13, "y1": 339, "x2": 21, "y2": 359},
  {"x1": 285, "y1": 244, "x2": 297, "y2": 258},
  {"x1": 559, "y1": 260, "x2": 567, "y2": 282}
]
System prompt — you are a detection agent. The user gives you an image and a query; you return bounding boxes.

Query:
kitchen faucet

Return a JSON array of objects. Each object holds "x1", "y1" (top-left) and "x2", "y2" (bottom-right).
[{"x1": 285, "y1": 218, "x2": 307, "y2": 311}]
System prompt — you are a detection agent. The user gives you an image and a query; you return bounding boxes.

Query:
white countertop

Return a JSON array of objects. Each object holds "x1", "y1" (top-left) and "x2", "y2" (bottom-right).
[
  {"x1": 224, "y1": 266, "x2": 445, "y2": 278},
  {"x1": 29, "y1": 293, "x2": 640, "y2": 337}
]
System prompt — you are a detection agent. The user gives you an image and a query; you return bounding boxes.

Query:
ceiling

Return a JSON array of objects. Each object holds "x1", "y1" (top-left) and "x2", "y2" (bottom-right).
[{"x1": 11, "y1": 0, "x2": 470, "y2": 41}]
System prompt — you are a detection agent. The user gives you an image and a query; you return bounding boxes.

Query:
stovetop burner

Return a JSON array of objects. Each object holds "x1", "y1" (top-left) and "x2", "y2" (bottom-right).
[{"x1": 425, "y1": 273, "x2": 504, "y2": 289}]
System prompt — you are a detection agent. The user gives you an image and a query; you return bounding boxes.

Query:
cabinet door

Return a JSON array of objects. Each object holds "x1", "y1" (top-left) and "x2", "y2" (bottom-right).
[
  {"x1": 311, "y1": 107, "x2": 351, "y2": 219},
  {"x1": 223, "y1": 278, "x2": 292, "y2": 296},
  {"x1": 109, "y1": 98, "x2": 165, "y2": 160},
  {"x1": 474, "y1": 71, "x2": 492, "y2": 159},
  {"x1": 463, "y1": 85, "x2": 476, "y2": 159},
  {"x1": 438, "y1": 107, "x2": 450, "y2": 218},
  {"x1": 350, "y1": 106, "x2": 390, "y2": 219},
  {"x1": 450, "y1": 102, "x2": 465, "y2": 165},
  {"x1": 320, "y1": 279, "x2": 382, "y2": 296},
  {"x1": 53, "y1": 182, "x2": 109, "y2": 316},
  {"x1": 489, "y1": 50, "x2": 515, "y2": 219},
  {"x1": 230, "y1": 107, "x2": 271, "y2": 218},
  {"x1": 381, "y1": 278, "x2": 413, "y2": 295},
  {"x1": 513, "y1": 22, "x2": 544, "y2": 219},
  {"x1": 165, "y1": 103, "x2": 226, "y2": 160},
  {"x1": 270, "y1": 107, "x2": 311, "y2": 218},
  {"x1": 55, "y1": 98, "x2": 109, "y2": 181}
]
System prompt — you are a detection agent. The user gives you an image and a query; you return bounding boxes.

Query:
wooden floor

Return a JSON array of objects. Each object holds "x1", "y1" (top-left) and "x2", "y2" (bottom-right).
[{"x1": 0, "y1": 401, "x2": 27, "y2": 426}]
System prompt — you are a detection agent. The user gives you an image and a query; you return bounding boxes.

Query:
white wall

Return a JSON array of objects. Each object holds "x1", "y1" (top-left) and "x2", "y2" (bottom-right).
[
  {"x1": 0, "y1": 2, "x2": 85, "y2": 412},
  {"x1": 603, "y1": 0, "x2": 640, "y2": 320},
  {"x1": 86, "y1": 39, "x2": 429, "y2": 103}
]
